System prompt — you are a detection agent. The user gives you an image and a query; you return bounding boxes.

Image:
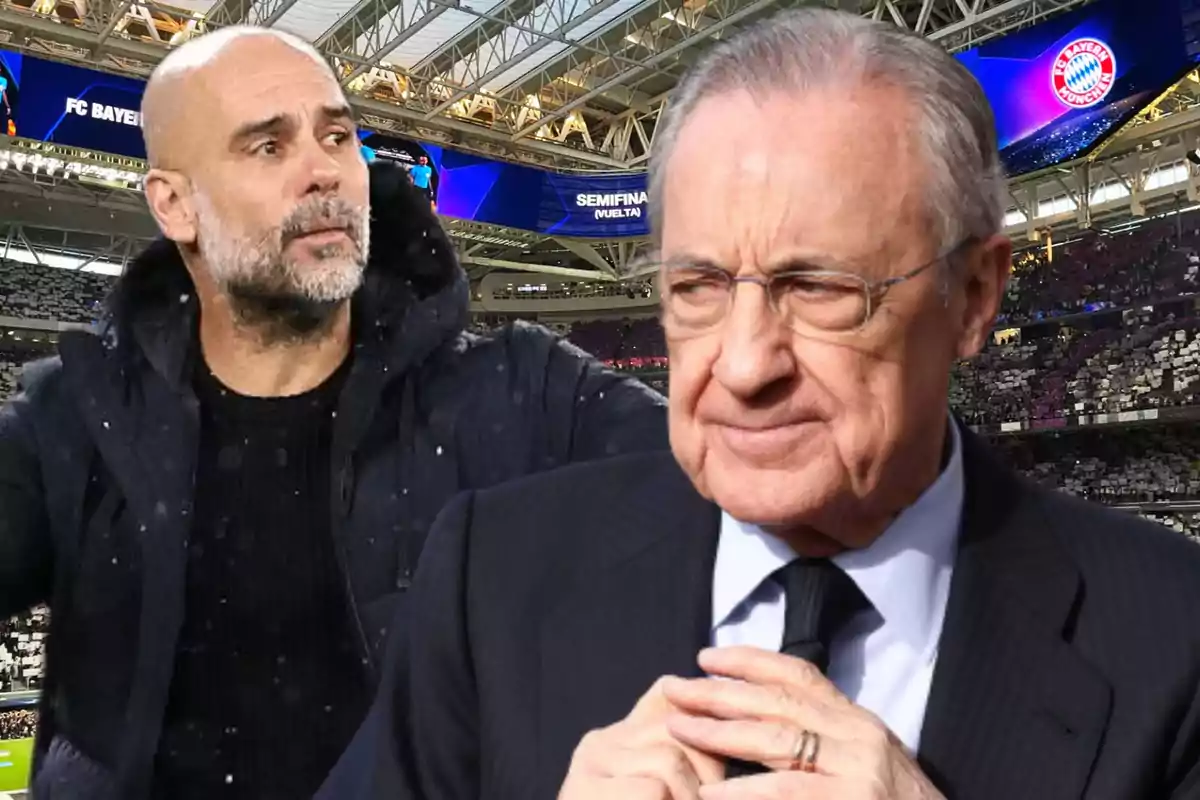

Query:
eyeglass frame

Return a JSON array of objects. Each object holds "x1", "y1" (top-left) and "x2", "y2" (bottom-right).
[{"x1": 657, "y1": 236, "x2": 979, "y2": 337}]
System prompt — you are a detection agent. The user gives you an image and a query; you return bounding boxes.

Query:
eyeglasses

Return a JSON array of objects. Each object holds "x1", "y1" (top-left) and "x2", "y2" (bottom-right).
[{"x1": 658, "y1": 238, "x2": 975, "y2": 337}]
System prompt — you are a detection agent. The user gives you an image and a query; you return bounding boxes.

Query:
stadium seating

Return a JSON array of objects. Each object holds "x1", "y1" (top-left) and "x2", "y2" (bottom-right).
[
  {"x1": 998, "y1": 215, "x2": 1200, "y2": 325},
  {"x1": 998, "y1": 425, "x2": 1200, "y2": 503},
  {"x1": 0, "y1": 607, "x2": 47, "y2": 694},
  {"x1": 0, "y1": 210, "x2": 1198, "y2": 744},
  {"x1": 563, "y1": 318, "x2": 665, "y2": 367},
  {"x1": 0, "y1": 261, "x2": 110, "y2": 325},
  {"x1": 0, "y1": 230, "x2": 1199, "y2": 460},
  {"x1": 948, "y1": 306, "x2": 1200, "y2": 424}
]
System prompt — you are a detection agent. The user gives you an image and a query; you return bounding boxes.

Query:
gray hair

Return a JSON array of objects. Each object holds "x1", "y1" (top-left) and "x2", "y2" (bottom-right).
[{"x1": 648, "y1": 7, "x2": 1005, "y2": 254}]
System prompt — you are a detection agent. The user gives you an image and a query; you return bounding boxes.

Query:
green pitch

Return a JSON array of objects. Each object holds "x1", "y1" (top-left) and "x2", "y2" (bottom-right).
[{"x1": 0, "y1": 737, "x2": 32, "y2": 792}]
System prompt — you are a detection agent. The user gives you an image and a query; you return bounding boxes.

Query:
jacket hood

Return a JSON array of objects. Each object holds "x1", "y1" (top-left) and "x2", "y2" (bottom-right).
[{"x1": 101, "y1": 160, "x2": 469, "y2": 387}]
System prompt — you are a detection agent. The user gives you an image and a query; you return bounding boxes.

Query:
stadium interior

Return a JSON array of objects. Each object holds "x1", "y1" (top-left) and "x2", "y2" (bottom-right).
[{"x1": 0, "y1": 0, "x2": 1195, "y2": 793}]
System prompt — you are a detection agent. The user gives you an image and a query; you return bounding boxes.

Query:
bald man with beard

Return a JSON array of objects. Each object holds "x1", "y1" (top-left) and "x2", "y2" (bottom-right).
[{"x1": 0, "y1": 26, "x2": 666, "y2": 800}]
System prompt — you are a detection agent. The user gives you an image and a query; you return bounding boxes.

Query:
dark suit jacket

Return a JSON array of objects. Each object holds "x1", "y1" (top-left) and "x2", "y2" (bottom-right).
[{"x1": 322, "y1": 430, "x2": 1200, "y2": 800}]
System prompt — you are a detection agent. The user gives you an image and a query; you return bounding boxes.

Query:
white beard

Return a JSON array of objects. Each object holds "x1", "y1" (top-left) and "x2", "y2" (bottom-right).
[{"x1": 192, "y1": 187, "x2": 370, "y2": 304}]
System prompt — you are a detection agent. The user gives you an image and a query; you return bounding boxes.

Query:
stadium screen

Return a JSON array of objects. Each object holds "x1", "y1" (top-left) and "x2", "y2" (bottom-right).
[
  {"x1": 3, "y1": 53, "x2": 145, "y2": 160},
  {"x1": 359, "y1": 131, "x2": 648, "y2": 238},
  {"x1": 1, "y1": 0, "x2": 1198, "y2": 235},
  {"x1": 958, "y1": 0, "x2": 1200, "y2": 176},
  {"x1": 0, "y1": 50, "x2": 18, "y2": 140}
]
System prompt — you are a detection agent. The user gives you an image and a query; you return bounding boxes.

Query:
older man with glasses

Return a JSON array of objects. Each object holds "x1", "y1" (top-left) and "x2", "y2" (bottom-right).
[{"x1": 326, "y1": 8, "x2": 1200, "y2": 800}]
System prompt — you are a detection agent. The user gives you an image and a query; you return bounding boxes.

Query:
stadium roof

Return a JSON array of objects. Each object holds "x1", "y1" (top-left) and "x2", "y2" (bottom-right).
[
  {"x1": 11, "y1": 0, "x2": 1198, "y2": 287},
  {"x1": 0, "y1": 0, "x2": 1093, "y2": 170}
]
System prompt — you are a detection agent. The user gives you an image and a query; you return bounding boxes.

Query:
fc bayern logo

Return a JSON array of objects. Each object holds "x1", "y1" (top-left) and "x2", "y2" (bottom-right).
[{"x1": 1052, "y1": 38, "x2": 1116, "y2": 109}]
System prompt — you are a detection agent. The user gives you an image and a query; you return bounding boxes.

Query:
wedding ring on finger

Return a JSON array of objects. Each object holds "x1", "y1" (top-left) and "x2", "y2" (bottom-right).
[{"x1": 788, "y1": 729, "x2": 820, "y2": 774}]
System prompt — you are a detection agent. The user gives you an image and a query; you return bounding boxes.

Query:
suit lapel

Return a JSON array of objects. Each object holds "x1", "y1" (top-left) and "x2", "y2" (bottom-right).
[
  {"x1": 538, "y1": 454, "x2": 720, "y2": 796},
  {"x1": 918, "y1": 430, "x2": 1112, "y2": 800}
]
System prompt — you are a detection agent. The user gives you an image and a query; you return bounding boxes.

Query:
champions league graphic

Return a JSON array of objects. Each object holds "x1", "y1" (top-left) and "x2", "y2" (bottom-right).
[
  {"x1": 958, "y1": 0, "x2": 1197, "y2": 176},
  {"x1": 574, "y1": 190, "x2": 647, "y2": 221},
  {"x1": 1052, "y1": 38, "x2": 1117, "y2": 109}
]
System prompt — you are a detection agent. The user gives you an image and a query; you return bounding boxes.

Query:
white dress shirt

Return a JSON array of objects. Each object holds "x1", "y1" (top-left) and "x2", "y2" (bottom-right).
[{"x1": 711, "y1": 422, "x2": 964, "y2": 752}]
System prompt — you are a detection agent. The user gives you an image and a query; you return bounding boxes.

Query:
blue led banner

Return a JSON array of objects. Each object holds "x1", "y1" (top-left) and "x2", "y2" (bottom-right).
[
  {"x1": 5, "y1": 0, "x2": 1200, "y2": 236},
  {"x1": 6, "y1": 54, "x2": 146, "y2": 159},
  {"x1": 0, "y1": 47, "x2": 653, "y2": 238},
  {"x1": 540, "y1": 172, "x2": 648, "y2": 238}
]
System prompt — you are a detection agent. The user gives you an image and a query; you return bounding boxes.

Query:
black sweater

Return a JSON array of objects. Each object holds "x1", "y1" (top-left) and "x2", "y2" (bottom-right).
[{"x1": 152, "y1": 359, "x2": 367, "y2": 799}]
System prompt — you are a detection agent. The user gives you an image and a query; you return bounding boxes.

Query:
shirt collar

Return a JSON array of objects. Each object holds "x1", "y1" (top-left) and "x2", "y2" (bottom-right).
[{"x1": 712, "y1": 420, "x2": 964, "y2": 658}]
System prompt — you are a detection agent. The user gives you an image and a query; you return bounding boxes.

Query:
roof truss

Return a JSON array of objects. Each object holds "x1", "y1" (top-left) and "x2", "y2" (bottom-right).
[
  {"x1": 6, "y1": 80, "x2": 1200, "y2": 286},
  {"x1": 0, "y1": 0, "x2": 1094, "y2": 167}
]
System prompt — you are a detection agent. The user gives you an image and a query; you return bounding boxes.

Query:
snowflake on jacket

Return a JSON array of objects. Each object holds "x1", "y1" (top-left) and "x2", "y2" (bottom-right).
[{"x1": 0, "y1": 160, "x2": 667, "y2": 798}]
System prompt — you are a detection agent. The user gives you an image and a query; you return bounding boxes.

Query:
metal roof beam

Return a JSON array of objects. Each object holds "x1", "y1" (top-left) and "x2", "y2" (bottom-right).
[
  {"x1": 510, "y1": 2, "x2": 686, "y2": 110},
  {"x1": 383, "y1": 0, "x2": 688, "y2": 141},
  {"x1": 0, "y1": 5, "x2": 628, "y2": 169},
  {"x1": 555, "y1": 68, "x2": 657, "y2": 111},
  {"x1": 410, "y1": 0, "x2": 533, "y2": 76},
  {"x1": 460, "y1": 255, "x2": 619, "y2": 279},
  {"x1": 94, "y1": 0, "x2": 133, "y2": 51},
  {"x1": 1003, "y1": 115, "x2": 1200, "y2": 240},
  {"x1": 352, "y1": 95, "x2": 626, "y2": 166},
  {"x1": 864, "y1": 0, "x2": 1093, "y2": 52},
  {"x1": 421, "y1": 0, "x2": 632, "y2": 119},
  {"x1": 0, "y1": 0, "x2": 1105, "y2": 169},
  {"x1": 321, "y1": 0, "x2": 675, "y2": 152},
  {"x1": 253, "y1": 0, "x2": 308, "y2": 29},
  {"x1": 0, "y1": 5, "x2": 163, "y2": 60},
  {"x1": 499, "y1": 0, "x2": 677, "y2": 104},
  {"x1": 321, "y1": 0, "x2": 459, "y2": 84},
  {"x1": 510, "y1": 0, "x2": 781, "y2": 140},
  {"x1": 202, "y1": 0, "x2": 307, "y2": 28},
  {"x1": 411, "y1": 0, "x2": 663, "y2": 83},
  {"x1": 202, "y1": 0, "x2": 256, "y2": 27},
  {"x1": 554, "y1": 237, "x2": 618, "y2": 275}
]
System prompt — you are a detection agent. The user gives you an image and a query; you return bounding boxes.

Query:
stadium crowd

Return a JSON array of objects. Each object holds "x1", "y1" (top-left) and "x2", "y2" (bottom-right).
[
  {"x1": 0, "y1": 260, "x2": 109, "y2": 325},
  {"x1": 999, "y1": 424, "x2": 1200, "y2": 504},
  {"x1": 0, "y1": 709, "x2": 36, "y2": 741},
  {"x1": 997, "y1": 214, "x2": 1200, "y2": 325},
  {"x1": 1145, "y1": 511, "x2": 1200, "y2": 543},
  {"x1": 949, "y1": 306, "x2": 1200, "y2": 425},
  {"x1": 0, "y1": 606, "x2": 46, "y2": 695},
  {"x1": 0, "y1": 214, "x2": 1196, "y2": 738},
  {"x1": 0, "y1": 350, "x2": 23, "y2": 400}
]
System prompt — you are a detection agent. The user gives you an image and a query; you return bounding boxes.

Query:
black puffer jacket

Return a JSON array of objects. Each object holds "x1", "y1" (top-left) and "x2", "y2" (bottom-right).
[{"x1": 0, "y1": 161, "x2": 667, "y2": 798}]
